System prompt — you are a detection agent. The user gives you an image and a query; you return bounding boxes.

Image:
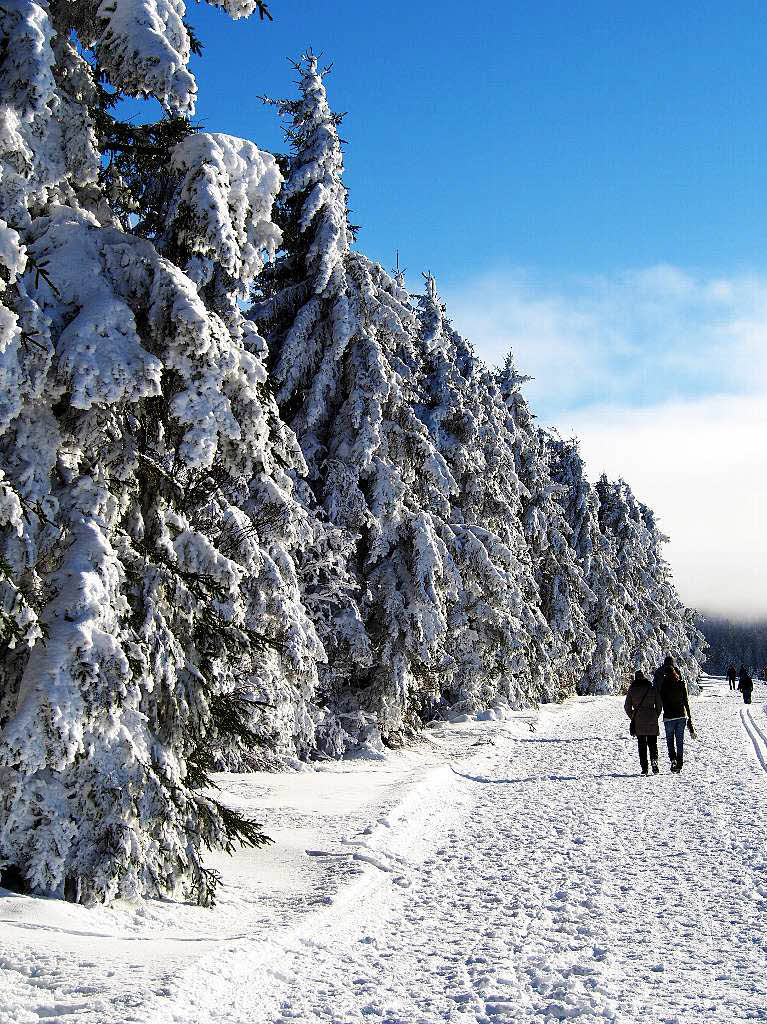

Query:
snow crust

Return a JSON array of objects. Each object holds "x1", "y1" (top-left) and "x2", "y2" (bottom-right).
[{"x1": 2, "y1": 678, "x2": 766, "y2": 1023}]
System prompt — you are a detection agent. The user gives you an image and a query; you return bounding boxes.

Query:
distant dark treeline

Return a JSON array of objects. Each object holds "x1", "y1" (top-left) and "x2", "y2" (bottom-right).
[{"x1": 700, "y1": 616, "x2": 767, "y2": 676}]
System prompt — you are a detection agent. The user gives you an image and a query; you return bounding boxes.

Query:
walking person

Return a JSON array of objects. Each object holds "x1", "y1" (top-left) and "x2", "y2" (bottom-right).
[
  {"x1": 624, "y1": 670, "x2": 663, "y2": 776},
  {"x1": 738, "y1": 667, "x2": 754, "y2": 705},
  {"x1": 727, "y1": 664, "x2": 737, "y2": 690},
  {"x1": 654, "y1": 655, "x2": 696, "y2": 774}
]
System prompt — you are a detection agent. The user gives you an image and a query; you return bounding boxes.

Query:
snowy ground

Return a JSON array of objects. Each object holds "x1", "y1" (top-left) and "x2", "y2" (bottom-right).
[{"x1": 2, "y1": 676, "x2": 766, "y2": 1024}]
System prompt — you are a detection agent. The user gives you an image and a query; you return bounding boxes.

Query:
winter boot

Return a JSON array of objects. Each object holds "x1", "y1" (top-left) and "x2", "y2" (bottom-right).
[
  {"x1": 676, "y1": 758, "x2": 683, "y2": 773},
  {"x1": 651, "y1": 761, "x2": 659, "y2": 775},
  {"x1": 641, "y1": 766, "x2": 649, "y2": 776},
  {"x1": 670, "y1": 759, "x2": 678, "y2": 773}
]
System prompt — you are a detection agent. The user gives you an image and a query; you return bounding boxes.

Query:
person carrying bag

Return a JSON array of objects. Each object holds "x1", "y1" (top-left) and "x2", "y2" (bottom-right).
[{"x1": 624, "y1": 670, "x2": 663, "y2": 776}]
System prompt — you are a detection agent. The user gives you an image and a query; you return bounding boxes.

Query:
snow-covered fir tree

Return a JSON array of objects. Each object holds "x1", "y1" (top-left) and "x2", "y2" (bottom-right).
[
  {"x1": 411, "y1": 274, "x2": 552, "y2": 710},
  {"x1": 631, "y1": 488, "x2": 707, "y2": 685},
  {"x1": 0, "y1": 0, "x2": 321, "y2": 905},
  {"x1": 547, "y1": 436, "x2": 635, "y2": 693},
  {"x1": 154, "y1": 130, "x2": 326, "y2": 764},
  {"x1": 252, "y1": 56, "x2": 465, "y2": 746},
  {"x1": 496, "y1": 355, "x2": 596, "y2": 700},
  {"x1": 595, "y1": 476, "x2": 705, "y2": 687}
]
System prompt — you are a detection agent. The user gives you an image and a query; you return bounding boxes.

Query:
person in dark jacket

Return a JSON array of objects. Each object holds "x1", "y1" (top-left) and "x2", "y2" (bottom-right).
[
  {"x1": 727, "y1": 665, "x2": 737, "y2": 690},
  {"x1": 654, "y1": 655, "x2": 695, "y2": 773},
  {"x1": 624, "y1": 670, "x2": 663, "y2": 775},
  {"x1": 738, "y1": 668, "x2": 754, "y2": 705}
]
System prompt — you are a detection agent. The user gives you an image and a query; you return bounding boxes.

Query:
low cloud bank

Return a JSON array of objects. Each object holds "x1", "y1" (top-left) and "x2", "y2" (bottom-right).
[
  {"x1": 445, "y1": 267, "x2": 767, "y2": 619},
  {"x1": 556, "y1": 396, "x2": 766, "y2": 621}
]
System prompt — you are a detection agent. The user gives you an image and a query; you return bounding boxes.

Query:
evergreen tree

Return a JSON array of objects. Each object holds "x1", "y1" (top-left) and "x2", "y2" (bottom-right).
[
  {"x1": 0, "y1": 0, "x2": 316, "y2": 905},
  {"x1": 635, "y1": 495, "x2": 707, "y2": 685},
  {"x1": 595, "y1": 476, "x2": 705, "y2": 688},
  {"x1": 412, "y1": 275, "x2": 552, "y2": 711},
  {"x1": 496, "y1": 355, "x2": 596, "y2": 700},
  {"x1": 252, "y1": 56, "x2": 461, "y2": 744},
  {"x1": 548, "y1": 437, "x2": 631, "y2": 693}
]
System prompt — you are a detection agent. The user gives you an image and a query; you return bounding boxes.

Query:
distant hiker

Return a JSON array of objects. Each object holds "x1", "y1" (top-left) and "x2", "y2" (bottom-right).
[
  {"x1": 624, "y1": 670, "x2": 663, "y2": 776},
  {"x1": 654, "y1": 655, "x2": 695, "y2": 774},
  {"x1": 727, "y1": 665, "x2": 737, "y2": 690},
  {"x1": 738, "y1": 668, "x2": 754, "y2": 705},
  {"x1": 738, "y1": 664, "x2": 750, "y2": 694}
]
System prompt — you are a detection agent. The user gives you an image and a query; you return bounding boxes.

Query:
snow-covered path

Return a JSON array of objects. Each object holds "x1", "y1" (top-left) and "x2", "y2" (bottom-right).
[
  {"x1": 209, "y1": 681, "x2": 767, "y2": 1024},
  {"x1": 2, "y1": 679, "x2": 767, "y2": 1023}
]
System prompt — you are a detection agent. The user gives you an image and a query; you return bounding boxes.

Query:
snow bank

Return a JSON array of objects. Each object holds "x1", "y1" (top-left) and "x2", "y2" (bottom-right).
[{"x1": 0, "y1": 708, "x2": 535, "y2": 1023}]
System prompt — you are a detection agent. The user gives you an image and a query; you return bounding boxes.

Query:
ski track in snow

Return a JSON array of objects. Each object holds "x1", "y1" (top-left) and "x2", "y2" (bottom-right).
[
  {"x1": 2, "y1": 680, "x2": 767, "y2": 1024},
  {"x1": 741, "y1": 705, "x2": 767, "y2": 775}
]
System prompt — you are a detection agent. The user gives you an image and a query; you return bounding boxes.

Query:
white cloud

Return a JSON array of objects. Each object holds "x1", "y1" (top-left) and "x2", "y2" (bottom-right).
[
  {"x1": 443, "y1": 267, "x2": 767, "y2": 619},
  {"x1": 445, "y1": 266, "x2": 767, "y2": 419}
]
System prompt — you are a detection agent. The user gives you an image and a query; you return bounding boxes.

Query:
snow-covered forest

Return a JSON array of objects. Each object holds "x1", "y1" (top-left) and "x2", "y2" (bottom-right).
[
  {"x1": 700, "y1": 616, "x2": 767, "y2": 675},
  {"x1": 0, "y1": 2, "x2": 705, "y2": 907}
]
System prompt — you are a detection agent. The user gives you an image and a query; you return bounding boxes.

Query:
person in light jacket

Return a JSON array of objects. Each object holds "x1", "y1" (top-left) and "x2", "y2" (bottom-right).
[{"x1": 624, "y1": 670, "x2": 663, "y2": 776}]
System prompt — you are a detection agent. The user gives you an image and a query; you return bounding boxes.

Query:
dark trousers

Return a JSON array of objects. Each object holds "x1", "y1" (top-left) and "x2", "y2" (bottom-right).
[
  {"x1": 637, "y1": 735, "x2": 658, "y2": 771},
  {"x1": 729, "y1": 679, "x2": 737, "y2": 689},
  {"x1": 743, "y1": 691, "x2": 753, "y2": 704}
]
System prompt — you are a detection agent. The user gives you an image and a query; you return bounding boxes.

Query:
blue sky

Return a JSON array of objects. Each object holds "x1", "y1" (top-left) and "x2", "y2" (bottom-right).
[
  {"x1": 186, "y1": 1, "x2": 767, "y2": 282},
  {"x1": 177, "y1": 1, "x2": 767, "y2": 618}
]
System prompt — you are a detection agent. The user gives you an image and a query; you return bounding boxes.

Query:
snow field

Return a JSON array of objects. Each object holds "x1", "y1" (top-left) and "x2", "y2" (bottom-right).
[{"x1": 2, "y1": 680, "x2": 766, "y2": 1023}]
